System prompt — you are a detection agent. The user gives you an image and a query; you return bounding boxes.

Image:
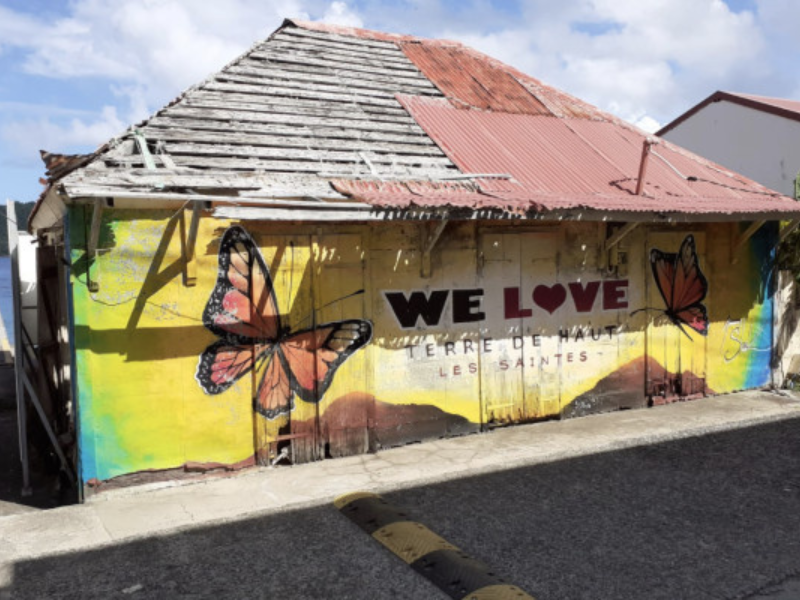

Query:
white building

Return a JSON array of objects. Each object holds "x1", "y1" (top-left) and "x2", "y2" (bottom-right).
[{"x1": 657, "y1": 92, "x2": 800, "y2": 199}]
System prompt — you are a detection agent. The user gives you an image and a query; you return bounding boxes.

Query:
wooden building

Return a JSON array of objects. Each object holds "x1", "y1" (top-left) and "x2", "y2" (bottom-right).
[{"x1": 28, "y1": 19, "x2": 800, "y2": 496}]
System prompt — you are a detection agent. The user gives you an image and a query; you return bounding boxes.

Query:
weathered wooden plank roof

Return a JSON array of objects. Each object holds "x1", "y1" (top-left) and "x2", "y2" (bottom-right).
[
  {"x1": 31, "y1": 17, "x2": 800, "y2": 230},
  {"x1": 50, "y1": 20, "x2": 459, "y2": 208}
]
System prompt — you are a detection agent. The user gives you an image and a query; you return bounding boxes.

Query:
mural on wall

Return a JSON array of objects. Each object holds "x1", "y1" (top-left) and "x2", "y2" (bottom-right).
[
  {"x1": 635, "y1": 234, "x2": 709, "y2": 338},
  {"x1": 69, "y1": 213, "x2": 776, "y2": 484},
  {"x1": 195, "y1": 226, "x2": 373, "y2": 419}
]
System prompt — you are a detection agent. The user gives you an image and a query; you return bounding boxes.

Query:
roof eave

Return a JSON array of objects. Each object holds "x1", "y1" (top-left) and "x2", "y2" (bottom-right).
[
  {"x1": 657, "y1": 90, "x2": 800, "y2": 137},
  {"x1": 29, "y1": 185, "x2": 68, "y2": 233}
]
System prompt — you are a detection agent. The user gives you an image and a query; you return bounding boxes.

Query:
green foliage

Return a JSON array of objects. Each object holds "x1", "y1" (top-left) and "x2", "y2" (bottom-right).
[
  {"x1": 777, "y1": 226, "x2": 800, "y2": 279},
  {"x1": 0, "y1": 202, "x2": 36, "y2": 256},
  {"x1": 777, "y1": 174, "x2": 800, "y2": 285}
]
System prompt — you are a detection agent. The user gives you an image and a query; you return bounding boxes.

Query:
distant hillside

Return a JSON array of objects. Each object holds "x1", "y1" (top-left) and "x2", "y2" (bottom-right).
[{"x1": 0, "y1": 202, "x2": 36, "y2": 256}]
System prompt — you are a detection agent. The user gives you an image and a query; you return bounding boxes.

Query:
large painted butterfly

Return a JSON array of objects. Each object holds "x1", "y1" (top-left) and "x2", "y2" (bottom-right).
[
  {"x1": 647, "y1": 234, "x2": 709, "y2": 338},
  {"x1": 195, "y1": 226, "x2": 373, "y2": 419}
]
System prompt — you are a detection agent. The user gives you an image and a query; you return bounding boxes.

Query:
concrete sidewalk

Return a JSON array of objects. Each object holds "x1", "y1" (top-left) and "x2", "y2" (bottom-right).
[{"x1": 2, "y1": 390, "x2": 799, "y2": 568}]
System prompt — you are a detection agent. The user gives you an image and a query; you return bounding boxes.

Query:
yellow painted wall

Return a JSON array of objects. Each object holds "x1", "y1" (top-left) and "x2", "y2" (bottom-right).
[{"x1": 70, "y1": 209, "x2": 775, "y2": 484}]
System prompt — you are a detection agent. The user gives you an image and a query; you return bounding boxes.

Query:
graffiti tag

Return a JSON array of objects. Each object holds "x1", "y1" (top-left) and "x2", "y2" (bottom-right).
[{"x1": 721, "y1": 318, "x2": 770, "y2": 363}]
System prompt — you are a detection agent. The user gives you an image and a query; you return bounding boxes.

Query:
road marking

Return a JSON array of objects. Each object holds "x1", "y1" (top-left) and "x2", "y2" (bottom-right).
[{"x1": 335, "y1": 492, "x2": 536, "y2": 600}]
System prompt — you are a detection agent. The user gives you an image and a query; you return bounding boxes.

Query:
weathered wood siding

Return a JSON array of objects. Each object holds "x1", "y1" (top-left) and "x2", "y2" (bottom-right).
[
  {"x1": 60, "y1": 25, "x2": 458, "y2": 200},
  {"x1": 69, "y1": 210, "x2": 776, "y2": 487}
]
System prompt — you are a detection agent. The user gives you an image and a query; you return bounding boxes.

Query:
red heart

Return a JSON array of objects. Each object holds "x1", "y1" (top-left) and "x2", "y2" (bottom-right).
[{"x1": 533, "y1": 284, "x2": 567, "y2": 314}]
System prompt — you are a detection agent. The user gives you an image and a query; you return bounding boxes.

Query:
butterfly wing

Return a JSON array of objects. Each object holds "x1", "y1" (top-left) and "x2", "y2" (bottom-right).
[
  {"x1": 254, "y1": 348, "x2": 294, "y2": 419},
  {"x1": 197, "y1": 341, "x2": 272, "y2": 394},
  {"x1": 276, "y1": 320, "x2": 373, "y2": 404},
  {"x1": 672, "y1": 235, "x2": 708, "y2": 311},
  {"x1": 650, "y1": 248, "x2": 677, "y2": 310},
  {"x1": 199, "y1": 225, "x2": 372, "y2": 416},
  {"x1": 650, "y1": 235, "x2": 709, "y2": 337},
  {"x1": 672, "y1": 304, "x2": 709, "y2": 336},
  {"x1": 202, "y1": 225, "x2": 281, "y2": 342}
]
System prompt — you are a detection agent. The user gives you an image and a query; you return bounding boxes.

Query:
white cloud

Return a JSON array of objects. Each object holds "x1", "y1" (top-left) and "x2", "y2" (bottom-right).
[
  {"x1": 434, "y1": 0, "x2": 770, "y2": 126},
  {"x1": 0, "y1": 0, "x2": 359, "y2": 156},
  {"x1": 632, "y1": 115, "x2": 662, "y2": 134},
  {"x1": 0, "y1": 102, "x2": 98, "y2": 119},
  {"x1": 2, "y1": 106, "x2": 127, "y2": 160},
  {"x1": 0, "y1": 6, "x2": 47, "y2": 46},
  {"x1": 322, "y1": 1, "x2": 364, "y2": 27},
  {"x1": 0, "y1": 0, "x2": 797, "y2": 161}
]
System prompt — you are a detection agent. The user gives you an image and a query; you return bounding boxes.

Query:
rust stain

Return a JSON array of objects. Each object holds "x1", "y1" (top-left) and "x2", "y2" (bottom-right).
[
  {"x1": 400, "y1": 43, "x2": 550, "y2": 115},
  {"x1": 564, "y1": 356, "x2": 714, "y2": 419},
  {"x1": 84, "y1": 455, "x2": 257, "y2": 493},
  {"x1": 285, "y1": 394, "x2": 477, "y2": 461}
]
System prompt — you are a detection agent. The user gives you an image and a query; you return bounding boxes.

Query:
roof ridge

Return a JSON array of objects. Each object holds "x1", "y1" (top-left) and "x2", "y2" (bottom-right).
[{"x1": 285, "y1": 17, "x2": 463, "y2": 47}]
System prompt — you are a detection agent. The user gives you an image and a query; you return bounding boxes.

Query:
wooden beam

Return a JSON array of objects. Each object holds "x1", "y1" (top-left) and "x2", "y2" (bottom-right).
[
  {"x1": 87, "y1": 198, "x2": 104, "y2": 292},
  {"x1": 421, "y1": 218, "x2": 448, "y2": 278},
  {"x1": 183, "y1": 202, "x2": 202, "y2": 287},
  {"x1": 132, "y1": 130, "x2": 157, "y2": 171},
  {"x1": 20, "y1": 368, "x2": 75, "y2": 483},
  {"x1": 731, "y1": 220, "x2": 767, "y2": 264},
  {"x1": 604, "y1": 222, "x2": 639, "y2": 252}
]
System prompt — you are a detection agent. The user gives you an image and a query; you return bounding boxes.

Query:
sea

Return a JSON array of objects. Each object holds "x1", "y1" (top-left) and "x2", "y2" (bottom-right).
[{"x1": 0, "y1": 257, "x2": 14, "y2": 346}]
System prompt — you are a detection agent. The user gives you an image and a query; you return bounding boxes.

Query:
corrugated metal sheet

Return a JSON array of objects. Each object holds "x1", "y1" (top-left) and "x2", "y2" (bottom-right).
[
  {"x1": 381, "y1": 94, "x2": 800, "y2": 216},
  {"x1": 33, "y1": 18, "x2": 800, "y2": 228},
  {"x1": 331, "y1": 181, "x2": 800, "y2": 216},
  {"x1": 400, "y1": 41, "x2": 599, "y2": 120},
  {"x1": 400, "y1": 43, "x2": 550, "y2": 115},
  {"x1": 330, "y1": 178, "x2": 800, "y2": 216}
]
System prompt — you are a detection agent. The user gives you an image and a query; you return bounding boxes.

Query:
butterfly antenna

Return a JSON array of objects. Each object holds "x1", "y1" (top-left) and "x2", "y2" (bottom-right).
[
  {"x1": 674, "y1": 321, "x2": 694, "y2": 341},
  {"x1": 630, "y1": 307, "x2": 662, "y2": 317},
  {"x1": 295, "y1": 289, "x2": 366, "y2": 327}
]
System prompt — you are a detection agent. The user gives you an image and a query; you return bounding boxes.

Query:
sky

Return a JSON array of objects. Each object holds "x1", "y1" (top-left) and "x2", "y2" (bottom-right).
[{"x1": 1, "y1": 0, "x2": 798, "y2": 204}]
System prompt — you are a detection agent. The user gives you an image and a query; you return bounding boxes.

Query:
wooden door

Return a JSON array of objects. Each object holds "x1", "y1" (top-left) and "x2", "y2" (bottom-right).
[
  {"x1": 478, "y1": 232, "x2": 544, "y2": 425},
  {"x1": 645, "y1": 231, "x2": 708, "y2": 403},
  {"x1": 521, "y1": 231, "x2": 562, "y2": 418},
  {"x1": 313, "y1": 233, "x2": 372, "y2": 458},
  {"x1": 252, "y1": 234, "x2": 317, "y2": 465}
]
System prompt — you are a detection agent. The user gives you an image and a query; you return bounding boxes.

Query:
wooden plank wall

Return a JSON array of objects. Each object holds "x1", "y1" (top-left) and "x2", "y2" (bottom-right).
[{"x1": 69, "y1": 214, "x2": 777, "y2": 486}]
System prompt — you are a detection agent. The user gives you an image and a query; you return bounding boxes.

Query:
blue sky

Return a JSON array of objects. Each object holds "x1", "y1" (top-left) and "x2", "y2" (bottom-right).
[{"x1": 1, "y1": 0, "x2": 798, "y2": 204}]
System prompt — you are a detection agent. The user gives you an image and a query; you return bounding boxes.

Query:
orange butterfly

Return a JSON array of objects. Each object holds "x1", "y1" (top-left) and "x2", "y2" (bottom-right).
[
  {"x1": 195, "y1": 226, "x2": 372, "y2": 419},
  {"x1": 647, "y1": 234, "x2": 709, "y2": 338}
]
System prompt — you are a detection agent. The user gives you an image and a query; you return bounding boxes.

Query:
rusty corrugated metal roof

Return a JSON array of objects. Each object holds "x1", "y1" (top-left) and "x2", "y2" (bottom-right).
[
  {"x1": 357, "y1": 94, "x2": 800, "y2": 217},
  {"x1": 330, "y1": 178, "x2": 798, "y2": 217},
  {"x1": 31, "y1": 18, "x2": 800, "y2": 230},
  {"x1": 400, "y1": 43, "x2": 550, "y2": 115}
]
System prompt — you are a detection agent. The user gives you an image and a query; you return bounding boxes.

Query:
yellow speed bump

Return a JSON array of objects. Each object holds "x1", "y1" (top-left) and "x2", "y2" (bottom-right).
[
  {"x1": 333, "y1": 491, "x2": 378, "y2": 510},
  {"x1": 373, "y1": 521, "x2": 459, "y2": 564},
  {"x1": 464, "y1": 584, "x2": 536, "y2": 599},
  {"x1": 335, "y1": 491, "x2": 536, "y2": 600}
]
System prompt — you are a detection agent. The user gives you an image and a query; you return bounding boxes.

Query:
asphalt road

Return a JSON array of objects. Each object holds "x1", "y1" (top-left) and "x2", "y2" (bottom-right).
[{"x1": 4, "y1": 416, "x2": 800, "y2": 599}]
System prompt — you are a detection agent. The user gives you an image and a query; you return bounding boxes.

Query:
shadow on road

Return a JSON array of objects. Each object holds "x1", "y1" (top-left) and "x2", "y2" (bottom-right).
[
  {"x1": 4, "y1": 416, "x2": 800, "y2": 599},
  {"x1": 0, "y1": 409, "x2": 70, "y2": 515}
]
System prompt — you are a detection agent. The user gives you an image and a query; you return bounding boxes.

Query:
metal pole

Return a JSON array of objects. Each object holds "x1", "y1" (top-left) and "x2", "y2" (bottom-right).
[
  {"x1": 635, "y1": 139, "x2": 655, "y2": 196},
  {"x1": 7, "y1": 199, "x2": 31, "y2": 496}
]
